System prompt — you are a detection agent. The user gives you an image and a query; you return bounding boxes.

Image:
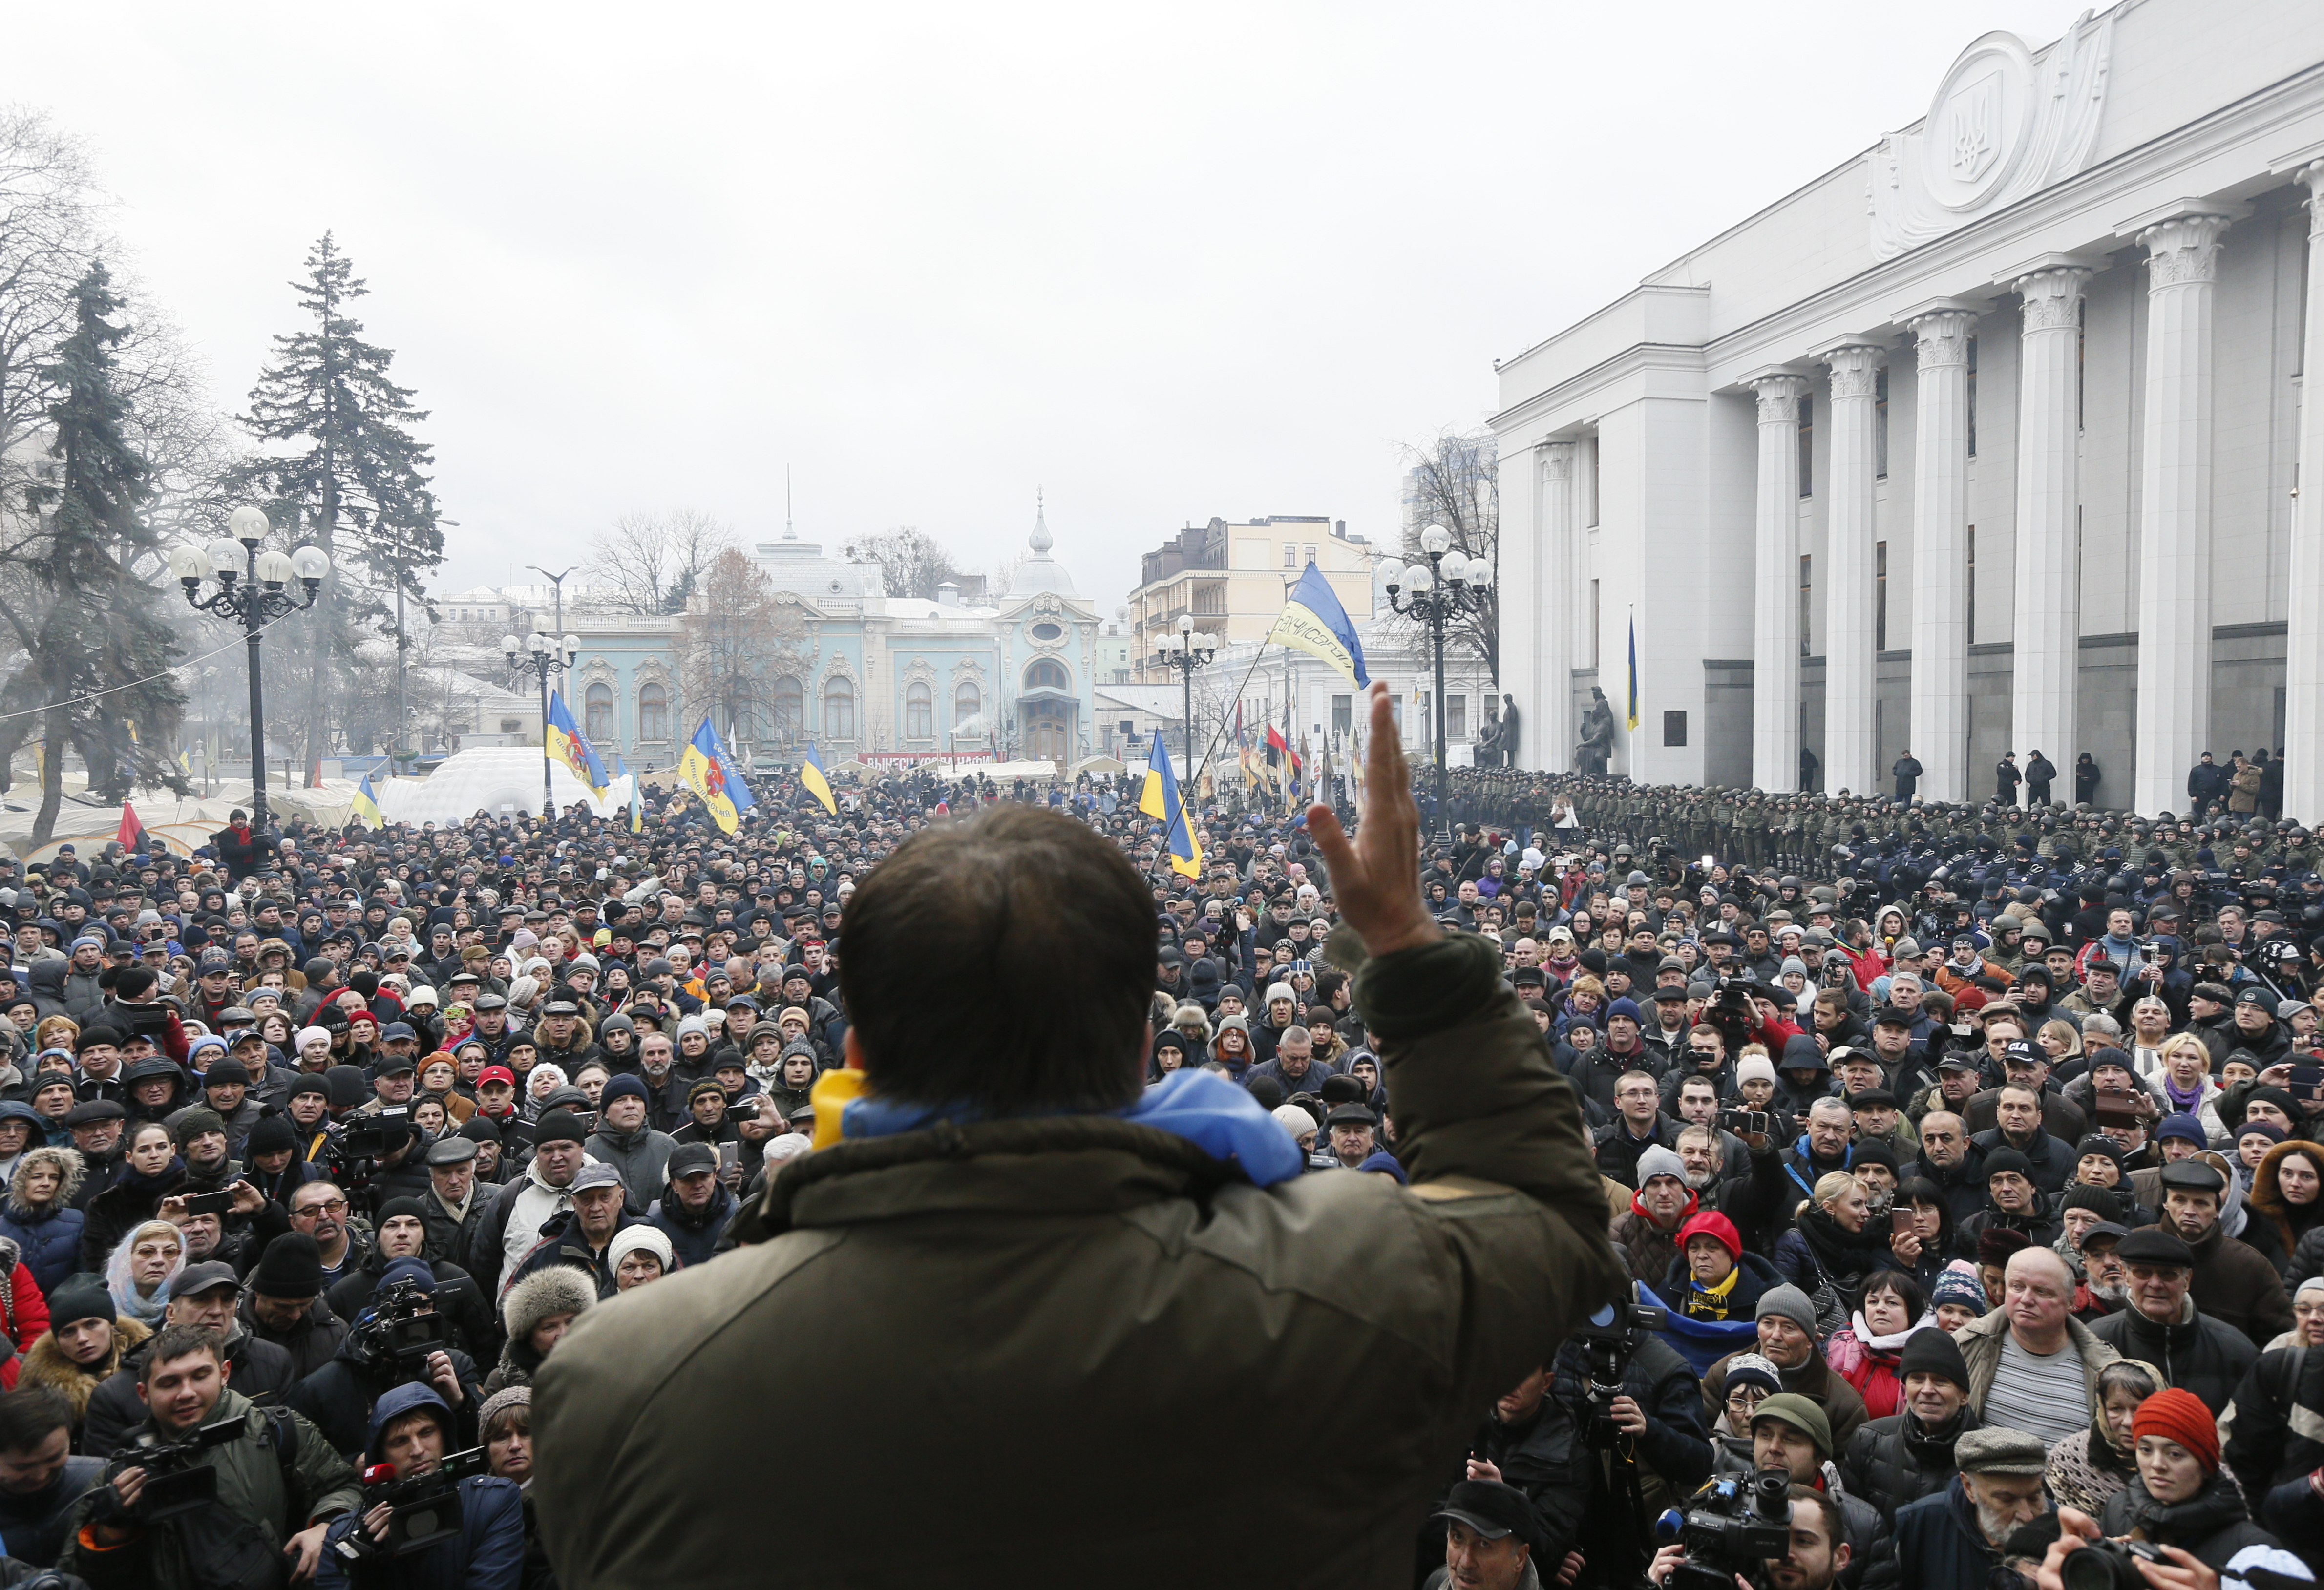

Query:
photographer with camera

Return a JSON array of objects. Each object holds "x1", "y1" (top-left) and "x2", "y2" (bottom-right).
[
  {"x1": 1648, "y1": 1481, "x2": 1850, "y2": 1590},
  {"x1": 80, "y1": 1263, "x2": 295, "y2": 1460},
  {"x1": 314, "y1": 1382, "x2": 521, "y2": 1590},
  {"x1": 60, "y1": 1323, "x2": 359, "y2": 1589},
  {"x1": 288, "y1": 1264, "x2": 481, "y2": 1460}
]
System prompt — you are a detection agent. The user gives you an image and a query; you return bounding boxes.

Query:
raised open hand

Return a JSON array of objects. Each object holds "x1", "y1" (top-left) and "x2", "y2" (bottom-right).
[{"x1": 1308, "y1": 681, "x2": 1437, "y2": 958}]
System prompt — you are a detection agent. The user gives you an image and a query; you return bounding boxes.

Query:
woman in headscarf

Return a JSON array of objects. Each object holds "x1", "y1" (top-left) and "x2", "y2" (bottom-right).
[
  {"x1": 100, "y1": 1218, "x2": 184, "y2": 1329},
  {"x1": 2048, "y1": 1359, "x2": 2161, "y2": 1519}
]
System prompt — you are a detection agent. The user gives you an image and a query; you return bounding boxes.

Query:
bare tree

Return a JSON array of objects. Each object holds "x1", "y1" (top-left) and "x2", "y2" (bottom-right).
[
  {"x1": 844, "y1": 526, "x2": 966, "y2": 601},
  {"x1": 1391, "y1": 429, "x2": 1500, "y2": 683},
  {"x1": 676, "y1": 548, "x2": 807, "y2": 749},
  {"x1": 584, "y1": 508, "x2": 735, "y2": 615}
]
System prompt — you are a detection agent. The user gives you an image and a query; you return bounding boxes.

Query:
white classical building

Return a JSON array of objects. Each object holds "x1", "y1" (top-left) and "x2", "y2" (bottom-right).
[{"x1": 1494, "y1": 0, "x2": 2324, "y2": 818}]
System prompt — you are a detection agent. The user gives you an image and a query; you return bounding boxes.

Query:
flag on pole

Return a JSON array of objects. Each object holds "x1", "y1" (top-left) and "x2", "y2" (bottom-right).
[
  {"x1": 678, "y1": 719, "x2": 757, "y2": 834},
  {"x1": 1266, "y1": 563, "x2": 1369, "y2": 690},
  {"x1": 545, "y1": 690, "x2": 610, "y2": 797},
  {"x1": 116, "y1": 802, "x2": 148, "y2": 854},
  {"x1": 176, "y1": 747, "x2": 191, "y2": 776},
  {"x1": 1626, "y1": 615, "x2": 1640, "y2": 731},
  {"x1": 1265, "y1": 724, "x2": 1300, "y2": 775},
  {"x1": 799, "y1": 742, "x2": 838, "y2": 816},
  {"x1": 614, "y1": 753, "x2": 643, "y2": 834},
  {"x1": 1137, "y1": 738, "x2": 1204, "y2": 879},
  {"x1": 350, "y1": 775, "x2": 383, "y2": 830}
]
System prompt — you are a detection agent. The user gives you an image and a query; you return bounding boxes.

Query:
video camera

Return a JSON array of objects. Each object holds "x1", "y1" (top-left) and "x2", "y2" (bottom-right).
[
  {"x1": 354, "y1": 1276, "x2": 448, "y2": 1381},
  {"x1": 1699, "y1": 984, "x2": 1757, "y2": 1051},
  {"x1": 1573, "y1": 1297, "x2": 1666, "y2": 1449},
  {"x1": 1654, "y1": 1469, "x2": 1795, "y2": 1590},
  {"x1": 353, "y1": 1448, "x2": 487, "y2": 1555},
  {"x1": 338, "y1": 1105, "x2": 413, "y2": 1164},
  {"x1": 106, "y1": 1412, "x2": 249, "y2": 1520}
]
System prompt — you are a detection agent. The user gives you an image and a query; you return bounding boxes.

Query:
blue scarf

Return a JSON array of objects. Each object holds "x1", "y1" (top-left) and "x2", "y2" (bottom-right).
[{"x1": 841, "y1": 1067, "x2": 1303, "y2": 1187}]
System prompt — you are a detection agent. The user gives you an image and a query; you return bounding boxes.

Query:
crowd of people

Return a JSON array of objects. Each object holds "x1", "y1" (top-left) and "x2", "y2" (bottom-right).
[{"x1": 0, "y1": 717, "x2": 2303, "y2": 1588}]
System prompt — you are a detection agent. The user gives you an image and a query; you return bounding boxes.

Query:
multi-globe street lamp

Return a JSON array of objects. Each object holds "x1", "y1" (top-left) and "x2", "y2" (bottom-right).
[
  {"x1": 1381, "y1": 524, "x2": 1494, "y2": 838},
  {"x1": 167, "y1": 506, "x2": 332, "y2": 830},
  {"x1": 1153, "y1": 613, "x2": 1218, "y2": 787},
  {"x1": 501, "y1": 629, "x2": 583, "y2": 818}
]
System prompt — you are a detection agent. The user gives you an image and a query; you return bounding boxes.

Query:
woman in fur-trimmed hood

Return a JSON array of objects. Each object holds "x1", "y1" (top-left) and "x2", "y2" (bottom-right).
[
  {"x1": 0, "y1": 1145, "x2": 83, "y2": 1297},
  {"x1": 17, "y1": 1275, "x2": 147, "y2": 1444},
  {"x1": 482, "y1": 1264, "x2": 596, "y2": 1398}
]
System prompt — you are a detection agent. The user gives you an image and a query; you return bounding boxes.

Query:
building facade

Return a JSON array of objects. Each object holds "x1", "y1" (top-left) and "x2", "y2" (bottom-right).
[
  {"x1": 1494, "y1": 0, "x2": 2324, "y2": 815},
  {"x1": 1127, "y1": 516, "x2": 1375, "y2": 681}
]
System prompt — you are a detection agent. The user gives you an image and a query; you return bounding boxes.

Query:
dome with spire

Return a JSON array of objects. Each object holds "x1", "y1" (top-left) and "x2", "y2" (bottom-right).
[{"x1": 1007, "y1": 490, "x2": 1078, "y2": 599}]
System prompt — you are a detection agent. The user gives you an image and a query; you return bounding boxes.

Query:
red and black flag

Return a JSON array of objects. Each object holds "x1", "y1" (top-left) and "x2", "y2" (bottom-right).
[{"x1": 116, "y1": 801, "x2": 148, "y2": 856}]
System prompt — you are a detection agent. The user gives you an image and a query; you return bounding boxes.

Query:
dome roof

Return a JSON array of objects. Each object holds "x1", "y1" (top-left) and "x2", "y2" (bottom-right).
[
  {"x1": 753, "y1": 529, "x2": 878, "y2": 600},
  {"x1": 1007, "y1": 493, "x2": 1077, "y2": 598}
]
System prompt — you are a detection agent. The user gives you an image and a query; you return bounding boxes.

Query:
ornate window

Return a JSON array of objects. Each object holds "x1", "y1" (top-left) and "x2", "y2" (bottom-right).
[
  {"x1": 1024, "y1": 658, "x2": 1070, "y2": 693},
  {"x1": 636, "y1": 683, "x2": 668, "y2": 741},
  {"x1": 585, "y1": 683, "x2": 614, "y2": 743},
  {"x1": 954, "y1": 680, "x2": 981, "y2": 726},
  {"x1": 824, "y1": 676, "x2": 856, "y2": 740},
  {"x1": 905, "y1": 681, "x2": 932, "y2": 740},
  {"x1": 771, "y1": 677, "x2": 803, "y2": 740}
]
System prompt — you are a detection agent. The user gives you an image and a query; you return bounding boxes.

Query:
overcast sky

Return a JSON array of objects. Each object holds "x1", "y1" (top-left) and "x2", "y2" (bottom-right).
[{"x1": 19, "y1": 0, "x2": 2097, "y2": 613}]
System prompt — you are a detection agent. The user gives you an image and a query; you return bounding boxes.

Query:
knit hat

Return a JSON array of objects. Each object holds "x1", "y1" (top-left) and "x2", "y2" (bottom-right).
[
  {"x1": 1635, "y1": 1145, "x2": 1687, "y2": 1185},
  {"x1": 251, "y1": 1232, "x2": 325, "y2": 1299},
  {"x1": 599, "y1": 1074, "x2": 648, "y2": 1107},
  {"x1": 1357, "y1": 1150, "x2": 1408, "y2": 1183},
  {"x1": 2238, "y1": 1119, "x2": 2288, "y2": 1147},
  {"x1": 1931, "y1": 1261, "x2": 1987, "y2": 1313},
  {"x1": 2059, "y1": 1184, "x2": 2118, "y2": 1218},
  {"x1": 1754, "y1": 1284, "x2": 1819, "y2": 1338},
  {"x1": 2155, "y1": 1113, "x2": 2209, "y2": 1146},
  {"x1": 2073, "y1": 1135, "x2": 2127, "y2": 1167},
  {"x1": 1752, "y1": 1392, "x2": 1832, "y2": 1458},
  {"x1": 1605, "y1": 997, "x2": 1642, "y2": 1024},
  {"x1": 477, "y1": 1385, "x2": 531, "y2": 1434},
  {"x1": 1723, "y1": 1351, "x2": 1783, "y2": 1396},
  {"x1": 2133, "y1": 1387, "x2": 2220, "y2": 1472},
  {"x1": 1270, "y1": 1104, "x2": 1316, "y2": 1139},
  {"x1": 1678, "y1": 1210, "x2": 1742, "y2": 1261},
  {"x1": 171, "y1": 1108, "x2": 226, "y2": 1149},
  {"x1": 46, "y1": 1275, "x2": 113, "y2": 1330},
  {"x1": 1735, "y1": 1055, "x2": 1778, "y2": 1088},
  {"x1": 533, "y1": 1110, "x2": 588, "y2": 1147},
  {"x1": 607, "y1": 1224, "x2": 675, "y2": 1275},
  {"x1": 1982, "y1": 1148, "x2": 2033, "y2": 1181},
  {"x1": 1898, "y1": 1325, "x2": 1970, "y2": 1391},
  {"x1": 375, "y1": 1196, "x2": 428, "y2": 1228}
]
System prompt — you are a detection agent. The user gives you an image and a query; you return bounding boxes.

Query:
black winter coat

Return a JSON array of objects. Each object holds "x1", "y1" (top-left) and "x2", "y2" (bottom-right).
[
  {"x1": 2226, "y1": 1344, "x2": 2324, "y2": 1499},
  {"x1": 2087, "y1": 1300, "x2": 2258, "y2": 1410},
  {"x1": 322, "y1": 1248, "x2": 498, "y2": 1363},
  {"x1": 286, "y1": 1334, "x2": 485, "y2": 1459},
  {"x1": 80, "y1": 1326, "x2": 295, "y2": 1458},
  {"x1": 235, "y1": 1289, "x2": 347, "y2": 1381},
  {"x1": 2096, "y1": 1470, "x2": 2285, "y2": 1571},
  {"x1": 1863, "y1": 1479, "x2": 1997, "y2": 1590},
  {"x1": 645, "y1": 1182, "x2": 736, "y2": 1270},
  {"x1": 1841, "y1": 1406, "x2": 1980, "y2": 1525}
]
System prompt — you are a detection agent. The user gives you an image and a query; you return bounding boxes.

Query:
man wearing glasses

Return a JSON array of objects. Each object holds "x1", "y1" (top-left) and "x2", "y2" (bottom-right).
[{"x1": 288, "y1": 1181, "x2": 362, "y2": 1286}]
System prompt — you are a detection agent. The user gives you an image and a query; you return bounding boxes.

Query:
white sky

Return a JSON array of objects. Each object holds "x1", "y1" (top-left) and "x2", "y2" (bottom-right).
[{"x1": 16, "y1": 0, "x2": 2098, "y2": 611}]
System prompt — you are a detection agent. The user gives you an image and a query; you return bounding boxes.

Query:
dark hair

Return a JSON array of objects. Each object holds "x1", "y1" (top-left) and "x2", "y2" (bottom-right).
[
  {"x1": 837, "y1": 806, "x2": 1152, "y2": 1114},
  {"x1": 141, "y1": 1324, "x2": 224, "y2": 1385},
  {"x1": 482, "y1": 1399, "x2": 531, "y2": 1444},
  {"x1": 1788, "y1": 1484, "x2": 1842, "y2": 1550},
  {"x1": 1859, "y1": 1268, "x2": 1926, "y2": 1320},
  {"x1": 0, "y1": 1388, "x2": 71, "y2": 1454}
]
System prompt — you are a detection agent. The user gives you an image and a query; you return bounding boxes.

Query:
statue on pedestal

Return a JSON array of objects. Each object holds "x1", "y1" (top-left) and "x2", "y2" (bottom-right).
[
  {"x1": 1499, "y1": 694, "x2": 1520, "y2": 767},
  {"x1": 1575, "y1": 688, "x2": 1615, "y2": 776}
]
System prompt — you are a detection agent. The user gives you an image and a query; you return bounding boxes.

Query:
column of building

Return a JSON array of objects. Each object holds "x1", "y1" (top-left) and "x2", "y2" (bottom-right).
[
  {"x1": 1906, "y1": 306, "x2": 1976, "y2": 803},
  {"x1": 1750, "y1": 375, "x2": 1809, "y2": 791},
  {"x1": 2009, "y1": 265, "x2": 2092, "y2": 796},
  {"x1": 1536, "y1": 440, "x2": 1576, "y2": 770},
  {"x1": 2289, "y1": 169, "x2": 2324, "y2": 826},
  {"x1": 2132, "y1": 211, "x2": 2237, "y2": 815},
  {"x1": 1818, "y1": 344, "x2": 1882, "y2": 795}
]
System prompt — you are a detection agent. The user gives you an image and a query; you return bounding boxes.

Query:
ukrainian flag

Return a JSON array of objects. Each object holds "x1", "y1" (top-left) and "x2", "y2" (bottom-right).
[
  {"x1": 678, "y1": 718, "x2": 756, "y2": 834},
  {"x1": 545, "y1": 691, "x2": 610, "y2": 797},
  {"x1": 1137, "y1": 739, "x2": 1204, "y2": 879},
  {"x1": 800, "y1": 742, "x2": 838, "y2": 817},
  {"x1": 351, "y1": 772, "x2": 383, "y2": 830},
  {"x1": 1266, "y1": 563, "x2": 1369, "y2": 690}
]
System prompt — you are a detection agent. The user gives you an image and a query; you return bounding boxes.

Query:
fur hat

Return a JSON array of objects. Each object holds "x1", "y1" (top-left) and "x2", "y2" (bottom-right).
[{"x1": 500, "y1": 1264, "x2": 597, "y2": 1342}]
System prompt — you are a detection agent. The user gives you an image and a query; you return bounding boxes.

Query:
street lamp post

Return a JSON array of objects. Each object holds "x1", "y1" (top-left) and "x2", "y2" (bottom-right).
[
  {"x1": 1382, "y1": 524, "x2": 1494, "y2": 840},
  {"x1": 169, "y1": 507, "x2": 331, "y2": 832},
  {"x1": 1153, "y1": 613, "x2": 1218, "y2": 786},
  {"x1": 502, "y1": 628, "x2": 581, "y2": 818}
]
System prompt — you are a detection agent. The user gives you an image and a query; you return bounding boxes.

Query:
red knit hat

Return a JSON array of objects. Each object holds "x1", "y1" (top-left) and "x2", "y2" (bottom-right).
[
  {"x1": 1677, "y1": 1210, "x2": 1741, "y2": 1261},
  {"x1": 2132, "y1": 1387, "x2": 2219, "y2": 1472}
]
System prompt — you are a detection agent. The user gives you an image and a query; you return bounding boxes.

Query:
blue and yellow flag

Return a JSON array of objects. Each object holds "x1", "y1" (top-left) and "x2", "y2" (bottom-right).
[
  {"x1": 351, "y1": 772, "x2": 383, "y2": 830},
  {"x1": 800, "y1": 742, "x2": 838, "y2": 816},
  {"x1": 1626, "y1": 615, "x2": 1640, "y2": 732},
  {"x1": 1266, "y1": 563, "x2": 1369, "y2": 690},
  {"x1": 678, "y1": 718, "x2": 756, "y2": 834},
  {"x1": 614, "y1": 753, "x2": 643, "y2": 834},
  {"x1": 545, "y1": 691, "x2": 610, "y2": 797},
  {"x1": 1137, "y1": 738, "x2": 1204, "y2": 879}
]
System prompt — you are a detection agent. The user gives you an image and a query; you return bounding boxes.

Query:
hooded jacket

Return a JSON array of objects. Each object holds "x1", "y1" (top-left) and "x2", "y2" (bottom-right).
[
  {"x1": 17, "y1": 1315, "x2": 148, "y2": 1442},
  {"x1": 315, "y1": 1381, "x2": 525, "y2": 1590},
  {"x1": 2181, "y1": 1213, "x2": 2297, "y2": 1345},
  {"x1": 235, "y1": 1288, "x2": 347, "y2": 1382},
  {"x1": 0, "y1": 1146, "x2": 85, "y2": 1297},
  {"x1": 531, "y1": 929, "x2": 1625, "y2": 1590}
]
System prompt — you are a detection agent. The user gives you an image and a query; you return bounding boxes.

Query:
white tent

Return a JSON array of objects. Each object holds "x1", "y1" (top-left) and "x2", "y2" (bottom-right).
[{"x1": 375, "y1": 747, "x2": 632, "y2": 827}]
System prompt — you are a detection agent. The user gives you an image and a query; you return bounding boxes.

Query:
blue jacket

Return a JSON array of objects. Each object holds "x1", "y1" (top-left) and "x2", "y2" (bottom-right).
[
  {"x1": 0, "y1": 1146, "x2": 86, "y2": 1298},
  {"x1": 317, "y1": 1381, "x2": 524, "y2": 1590},
  {"x1": 646, "y1": 1181, "x2": 735, "y2": 1271},
  {"x1": 1863, "y1": 1478, "x2": 1999, "y2": 1590}
]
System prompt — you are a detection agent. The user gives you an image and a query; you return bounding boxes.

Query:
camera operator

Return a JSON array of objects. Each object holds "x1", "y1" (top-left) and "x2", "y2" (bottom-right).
[
  {"x1": 60, "y1": 1322, "x2": 361, "y2": 1588},
  {"x1": 288, "y1": 1263, "x2": 482, "y2": 1460},
  {"x1": 1648, "y1": 1483, "x2": 1850, "y2": 1590},
  {"x1": 322, "y1": 1203, "x2": 493, "y2": 1364},
  {"x1": 1736, "y1": 1395, "x2": 1877, "y2": 1583},
  {"x1": 80, "y1": 1263, "x2": 295, "y2": 1460},
  {"x1": 315, "y1": 1382, "x2": 522, "y2": 1589}
]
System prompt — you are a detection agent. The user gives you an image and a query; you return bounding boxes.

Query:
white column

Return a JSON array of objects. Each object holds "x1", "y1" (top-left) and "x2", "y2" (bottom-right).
[
  {"x1": 1819, "y1": 344, "x2": 1882, "y2": 795},
  {"x1": 2290, "y1": 167, "x2": 2324, "y2": 827},
  {"x1": 1751, "y1": 375, "x2": 1809, "y2": 791},
  {"x1": 1570, "y1": 435, "x2": 1596, "y2": 727},
  {"x1": 1537, "y1": 440, "x2": 1576, "y2": 770},
  {"x1": 1907, "y1": 307, "x2": 1976, "y2": 803},
  {"x1": 2133, "y1": 213, "x2": 2235, "y2": 815},
  {"x1": 2010, "y1": 265, "x2": 2092, "y2": 800}
]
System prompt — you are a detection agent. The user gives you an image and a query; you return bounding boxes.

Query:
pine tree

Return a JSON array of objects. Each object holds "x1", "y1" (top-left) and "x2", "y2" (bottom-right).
[
  {"x1": 0, "y1": 262, "x2": 190, "y2": 842},
  {"x1": 230, "y1": 232, "x2": 441, "y2": 766}
]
